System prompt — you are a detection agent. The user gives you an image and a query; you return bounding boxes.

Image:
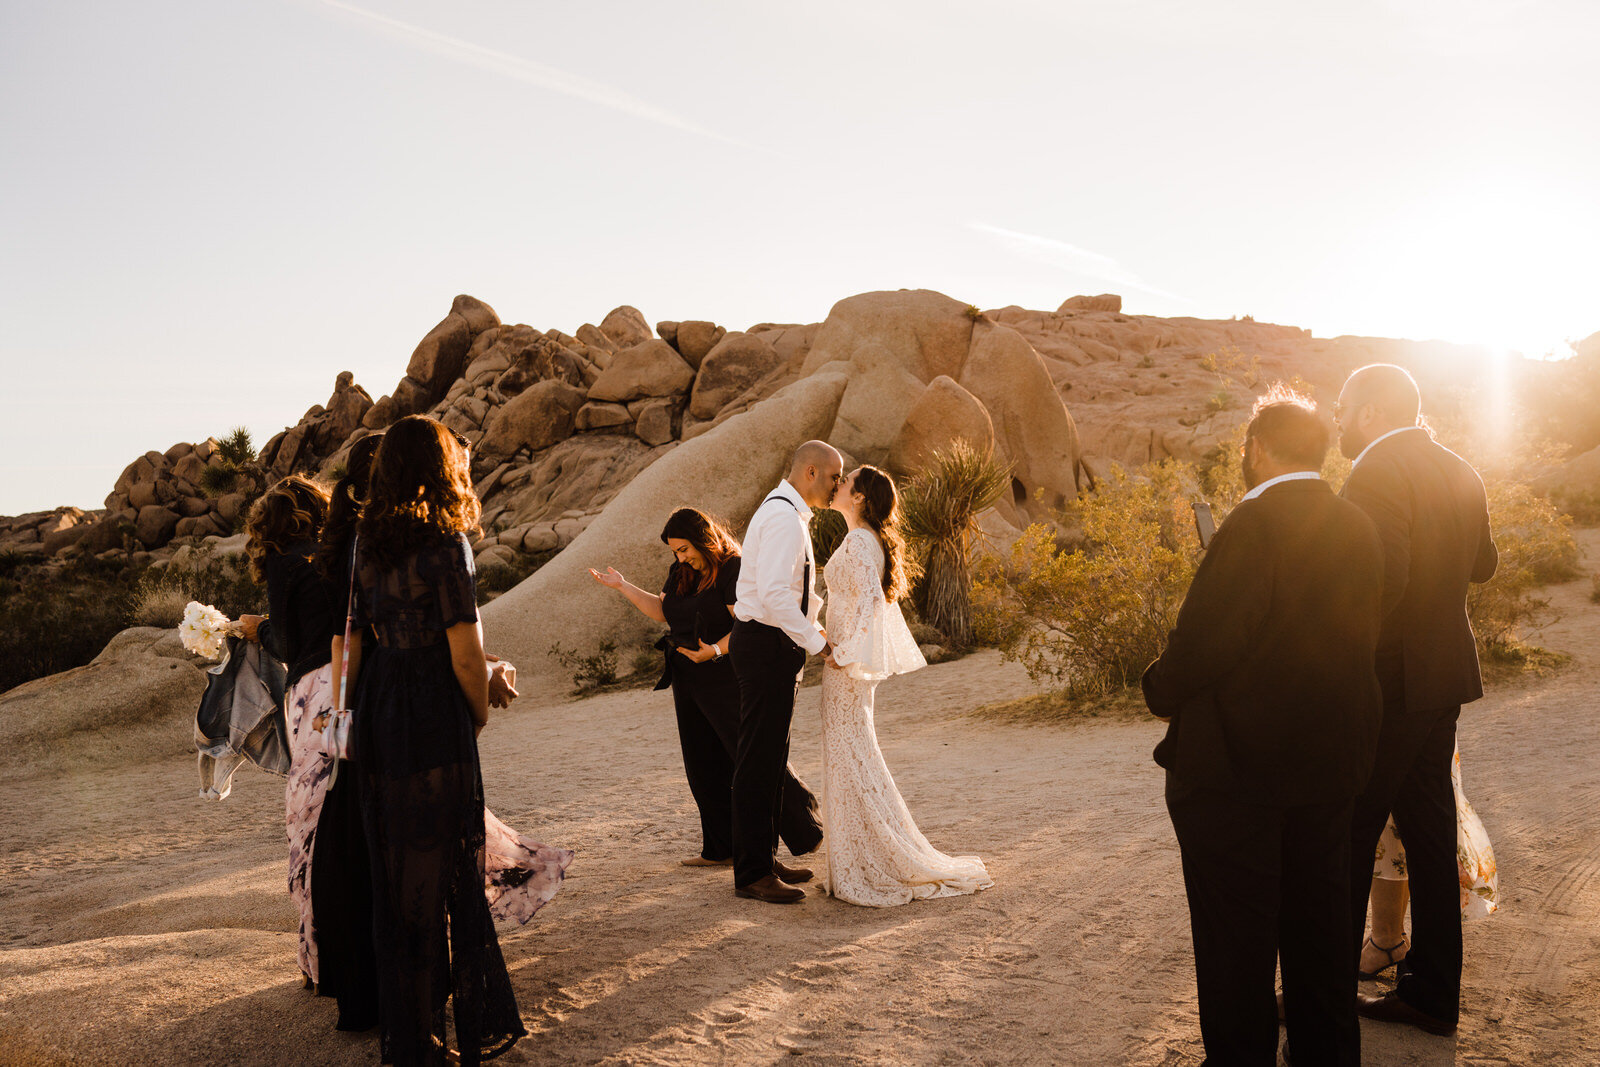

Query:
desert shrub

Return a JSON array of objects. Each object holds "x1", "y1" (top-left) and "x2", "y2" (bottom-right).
[
  {"x1": 0, "y1": 556, "x2": 148, "y2": 693},
  {"x1": 1551, "y1": 489, "x2": 1600, "y2": 526},
  {"x1": 549, "y1": 639, "x2": 620, "y2": 692},
  {"x1": 901, "y1": 440, "x2": 1012, "y2": 647},
  {"x1": 1468, "y1": 478, "x2": 1579, "y2": 658},
  {"x1": 974, "y1": 461, "x2": 1203, "y2": 696},
  {"x1": 809, "y1": 507, "x2": 847, "y2": 568},
  {"x1": 129, "y1": 546, "x2": 262, "y2": 627},
  {"x1": 475, "y1": 550, "x2": 553, "y2": 605}
]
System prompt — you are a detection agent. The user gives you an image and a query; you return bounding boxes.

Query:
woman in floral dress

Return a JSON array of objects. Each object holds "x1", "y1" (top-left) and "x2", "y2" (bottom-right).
[
  {"x1": 236, "y1": 475, "x2": 345, "y2": 991},
  {"x1": 1360, "y1": 744, "x2": 1498, "y2": 978}
]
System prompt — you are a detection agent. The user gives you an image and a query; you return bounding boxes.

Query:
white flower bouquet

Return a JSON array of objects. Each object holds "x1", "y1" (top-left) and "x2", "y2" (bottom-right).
[{"x1": 179, "y1": 601, "x2": 238, "y2": 659}]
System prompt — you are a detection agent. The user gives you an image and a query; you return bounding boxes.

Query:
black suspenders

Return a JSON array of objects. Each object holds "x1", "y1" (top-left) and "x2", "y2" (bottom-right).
[{"x1": 766, "y1": 494, "x2": 812, "y2": 616}]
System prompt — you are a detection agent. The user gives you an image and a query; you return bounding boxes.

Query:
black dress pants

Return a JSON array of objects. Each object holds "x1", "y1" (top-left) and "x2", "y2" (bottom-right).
[
  {"x1": 1167, "y1": 775, "x2": 1358, "y2": 1067},
  {"x1": 1349, "y1": 699, "x2": 1462, "y2": 1023},
  {"x1": 671, "y1": 656, "x2": 822, "y2": 861},
  {"x1": 729, "y1": 621, "x2": 808, "y2": 888}
]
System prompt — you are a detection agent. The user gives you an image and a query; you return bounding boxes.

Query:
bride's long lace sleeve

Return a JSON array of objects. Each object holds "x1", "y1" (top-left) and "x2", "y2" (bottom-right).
[{"x1": 825, "y1": 530, "x2": 926, "y2": 682}]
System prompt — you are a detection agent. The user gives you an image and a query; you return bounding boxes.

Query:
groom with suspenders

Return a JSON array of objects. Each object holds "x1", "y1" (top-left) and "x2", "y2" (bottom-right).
[{"x1": 729, "y1": 440, "x2": 843, "y2": 903}]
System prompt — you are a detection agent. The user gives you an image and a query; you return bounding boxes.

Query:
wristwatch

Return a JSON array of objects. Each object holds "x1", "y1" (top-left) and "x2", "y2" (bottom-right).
[{"x1": 711, "y1": 644, "x2": 723, "y2": 660}]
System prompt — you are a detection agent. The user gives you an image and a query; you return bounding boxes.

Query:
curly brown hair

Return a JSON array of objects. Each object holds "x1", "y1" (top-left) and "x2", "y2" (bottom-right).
[
  {"x1": 357, "y1": 416, "x2": 481, "y2": 566},
  {"x1": 852, "y1": 465, "x2": 913, "y2": 601},
  {"x1": 245, "y1": 475, "x2": 331, "y2": 583},
  {"x1": 659, "y1": 507, "x2": 741, "y2": 595}
]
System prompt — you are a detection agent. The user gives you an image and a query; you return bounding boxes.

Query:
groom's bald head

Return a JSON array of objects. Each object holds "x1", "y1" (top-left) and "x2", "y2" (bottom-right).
[{"x1": 788, "y1": 440, "x2": 843, "y2": 510}]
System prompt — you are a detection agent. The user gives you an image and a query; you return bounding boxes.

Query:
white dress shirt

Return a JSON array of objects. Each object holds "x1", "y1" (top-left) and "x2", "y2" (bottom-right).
[
  {"x1": 1240, "y1": 470, "x2": 1323, "y2": 502},
  {"x1": 1351, "y1": 426, "x2": 1422, "y2": 470},
  {"x1": 733, "y1": 480, "x2": 826, "y2": 654}
]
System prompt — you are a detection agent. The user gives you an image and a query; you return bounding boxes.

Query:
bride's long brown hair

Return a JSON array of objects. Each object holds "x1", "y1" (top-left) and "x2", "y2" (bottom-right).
[{"x1": 852, "y1": 465, "x2": 912, "y2": 601}]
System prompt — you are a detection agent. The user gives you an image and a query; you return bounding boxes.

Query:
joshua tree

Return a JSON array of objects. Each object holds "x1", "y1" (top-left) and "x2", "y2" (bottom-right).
[{"x1": 901, "y1": 439, "x2": 1012, "y2": 646}]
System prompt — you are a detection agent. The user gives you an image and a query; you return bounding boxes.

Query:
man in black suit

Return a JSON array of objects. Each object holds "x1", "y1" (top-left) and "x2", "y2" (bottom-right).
[
  {"x1": 1335, "y1": 364, "x2": 1498, "y2": 1035},
  {"x1": 1145, "y1": 390, "x2": 1385, "y2": 1067}
]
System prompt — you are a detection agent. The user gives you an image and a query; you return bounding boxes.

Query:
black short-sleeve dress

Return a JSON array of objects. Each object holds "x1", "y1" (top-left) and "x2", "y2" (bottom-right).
[{"x1": 352, "y1": 529, "x2": 524, "y2": 1065}]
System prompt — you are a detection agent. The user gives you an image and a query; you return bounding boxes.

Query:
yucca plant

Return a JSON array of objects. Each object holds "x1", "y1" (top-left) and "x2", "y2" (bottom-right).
[
  {"x1": 216, "y1": 426, "x2": 257, "y2": 467},
  {"x1": 901, "y1": 439, "x2": 1012, "y2": 646}
]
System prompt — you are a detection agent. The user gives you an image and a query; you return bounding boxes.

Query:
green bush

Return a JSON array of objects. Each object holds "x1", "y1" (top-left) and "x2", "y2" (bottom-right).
[
  {"x1": 809, "y1": 507, "x2": 847, "y2": 568},
  {"x1": 549, "y1": 639, "x2": 620, "y2": 692},
  {"x1": 1469, "y1": 477, "x2": 1580, "y2": 658},
  {"x1": 972, "y1": 431, "x2": 1578, "y2": 699},
  {"x1": 129, "y1": 546, "x2": 262, "y2": 627},
  {"x1": 973, "y1": 461, "x2": 1202, "y2": 696},
  {"x1": 901, "y1": 440, "x2": 1011, "y2": 647},
  {"x1": 0, "y1": 556, "x2": 149, "y2": 694}
]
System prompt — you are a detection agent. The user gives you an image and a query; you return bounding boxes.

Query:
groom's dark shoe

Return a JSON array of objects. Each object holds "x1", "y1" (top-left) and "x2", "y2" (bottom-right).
[
  {"x1": 1356, "y1": 991, "x2": 1456, "y2": 1036},
  {"x1": 735, "y1": 875, "x2": 805, "y2": 904},
  {"x1": 772, "y1": 860, "x2": 813, "y2": 884}
]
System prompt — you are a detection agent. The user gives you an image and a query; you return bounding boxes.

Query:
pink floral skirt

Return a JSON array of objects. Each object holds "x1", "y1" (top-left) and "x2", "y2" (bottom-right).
[{"x1": 285, "y1": 665, "x2": 573, "y2": 984}]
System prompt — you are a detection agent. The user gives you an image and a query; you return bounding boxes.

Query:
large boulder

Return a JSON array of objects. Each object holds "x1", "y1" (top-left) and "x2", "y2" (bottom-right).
[
  {"x1": 674, "y1": 321, "x2": 727, "y2": 369},
  {"x1": 959, "y1": 323, "x2": 1083, "y2": 510},
  {"x1": 587, "y1": 340, "x2": 694, "y2": 404},
  {"x1": 574, "y1": 402, "x2": 633, "y2": 432},
  {"x1": 599, "y1": 306, "x2": 652, "y2": 350},
  {"x1": 451, "y1": 294, "x2": 500, "y2": 334},
  {"x1": 405, "y1": 312, "x2": 473, "y2": 398},
  {"x1": 477, "y1": 380, "x2": 586, "y2": 460},
  {"x1": 688, "y1": 332, "x2": 786, "y2": 419},
  {"x1": 887, "y1": 375, "x2": 996, "y2": 475},
  {"x1": 482, "y1": 371, "x2": 850, "y2": 688},
  {"x1": 0, "y1": 627, "x2": 207, "y2": 767},
  {"x1": 801, "y1": 289, "x2": 974, "y2": 384},
  {"x1": 1059, "y1": 294, "x2": 1122, "y2": 313},
  {"x1": 134, "y1": 505, "x2": 180, "y2": 548}
]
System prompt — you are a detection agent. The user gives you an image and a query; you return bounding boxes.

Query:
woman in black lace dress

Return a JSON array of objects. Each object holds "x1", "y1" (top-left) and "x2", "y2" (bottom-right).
[{"x1": 339, "y1": 416, "x2": 525, "y2": 1065}]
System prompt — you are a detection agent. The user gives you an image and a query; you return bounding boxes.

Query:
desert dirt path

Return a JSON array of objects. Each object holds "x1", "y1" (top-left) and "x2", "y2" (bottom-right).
[{"x1": 2, "y1": 532, "x2": 1597, "y2": 1066}]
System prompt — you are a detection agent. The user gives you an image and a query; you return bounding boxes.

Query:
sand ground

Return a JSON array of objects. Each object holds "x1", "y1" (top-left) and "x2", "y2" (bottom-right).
[{"x1": 2, "y1": 532, "x2": 1597, "y2": 1066}]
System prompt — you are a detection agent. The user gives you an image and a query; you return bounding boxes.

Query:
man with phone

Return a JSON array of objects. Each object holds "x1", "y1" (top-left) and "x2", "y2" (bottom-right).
[{"x1": 1144, "y1": 388, "x2": 1386, "y2": 1066}]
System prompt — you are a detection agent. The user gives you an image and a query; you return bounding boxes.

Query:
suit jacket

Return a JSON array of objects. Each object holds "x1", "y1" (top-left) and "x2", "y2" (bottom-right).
[
  {"x1": 1340, "y1": 428, "x2": 1498, "y2": 713},
  {"x1": 1143, "y1": 479, "x2": 1386, "y2": 805}
]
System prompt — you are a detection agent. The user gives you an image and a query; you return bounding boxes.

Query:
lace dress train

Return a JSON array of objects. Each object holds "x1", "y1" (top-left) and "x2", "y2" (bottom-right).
[{"x1": 820, "y1": 528, "x2": 993, "y2": 907}]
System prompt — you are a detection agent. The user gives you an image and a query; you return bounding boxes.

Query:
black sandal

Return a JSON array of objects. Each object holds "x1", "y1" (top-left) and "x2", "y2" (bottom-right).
[{"x1": 1358, "y1": 935, "x2": 1408, "y2": 979}]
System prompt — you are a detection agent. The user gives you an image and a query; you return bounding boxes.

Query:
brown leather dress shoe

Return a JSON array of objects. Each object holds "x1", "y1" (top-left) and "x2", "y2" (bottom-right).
[
  {"x1": 681, "y1": 856, "x2": 734, "y2": 867},
  {"x1": 1356, "y1": 990, "x2": 1456, "y2": 1035},
  {"x1": 773, "y1": 860, "x2": 813, "y2": 883},
  {"x1": 735, "y1": 874, "x2": 806, "y2": 904}
]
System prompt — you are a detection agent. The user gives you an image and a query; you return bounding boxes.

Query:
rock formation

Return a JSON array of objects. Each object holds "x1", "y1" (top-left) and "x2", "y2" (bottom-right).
[{"x1": 7, "y1": 286, "x2": 1593, "y2": 694}]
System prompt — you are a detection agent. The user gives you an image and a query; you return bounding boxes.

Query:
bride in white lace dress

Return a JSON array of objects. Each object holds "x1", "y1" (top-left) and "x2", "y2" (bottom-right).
[{"x1": 819, "y1": 465, "x2": 994, "y2": 907}]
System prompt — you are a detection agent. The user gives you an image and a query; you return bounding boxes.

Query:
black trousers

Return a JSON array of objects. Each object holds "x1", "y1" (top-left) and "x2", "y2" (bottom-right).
[
  {"x1": 1349, "y1": 700, "x2": 1462, "y2": 1023},
  {"x1": 671, "y1": 656, "x2": 823, "y2": 861},
  {"x1": 1167, "y1": 776, "x2": 1358, "y2": 1067},
  {"x1": 729, "y1": 621, "x2": 809, "y2": 888}
]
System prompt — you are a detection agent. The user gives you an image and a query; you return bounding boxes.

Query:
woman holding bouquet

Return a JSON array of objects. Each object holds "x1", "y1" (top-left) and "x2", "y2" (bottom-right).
[
  {"x1": 339, "y1": 416, "x2": 535, "y2": 1065},
  {"x1": 234, "y1": 475, "x2": 353, "y2": 999}
]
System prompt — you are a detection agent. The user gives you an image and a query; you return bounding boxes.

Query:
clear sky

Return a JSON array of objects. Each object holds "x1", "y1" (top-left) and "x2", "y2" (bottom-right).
[{"x1": 2, "y1": 0, "x2": 1596, "y2": 515}]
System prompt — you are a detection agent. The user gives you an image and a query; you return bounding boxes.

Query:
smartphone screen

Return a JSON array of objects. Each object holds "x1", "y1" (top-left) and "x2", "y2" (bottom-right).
[{"x1": 1192, "y1": 502, "x2": 1216, "y2": 549}]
